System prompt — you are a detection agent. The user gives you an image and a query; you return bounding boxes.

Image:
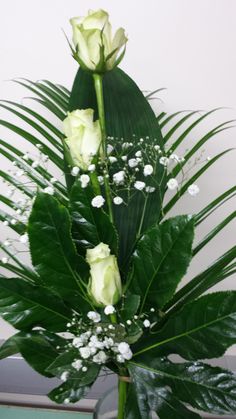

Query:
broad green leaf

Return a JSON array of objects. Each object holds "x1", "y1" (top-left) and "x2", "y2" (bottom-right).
[
  {"x1": 164, "y1": 246, "x2": 236, "y2": 311},
  {"x1": 69, "y1": 67, "x2": 164, "y2": 271},
  {"x1": 0, "y1": 278, "x2": 72, "y2": 331},
  {"x1": 70, "y1": 180, "x2": 118, "y2": 255},
  {"x1": 13, "y1": 330, "x2": 67, "y2": 377},
  {"x1": 48, "y1": 382, "x2": 90, "y2": 404},
  {"x1": 134, "y1": 291, "x2": 236, "y2": 360},
  {"x1": 128, "y1": 363, "x2": 201, "y2": 419},
  {"x1": 47, "y1": 349, "x2": 100, "y2": 385},
  {"x1": 0, "y1": 334, "x2": 19, "y2": 359},
  {"x1": 28, "y1": 192, "x2": 90, "y2": 310},
  {"x1": 129, "y1": 215, "x2": 194, "y2": 310},
  {"x1": 130, "y1": 358, "x2": 236, "y2": 415}
]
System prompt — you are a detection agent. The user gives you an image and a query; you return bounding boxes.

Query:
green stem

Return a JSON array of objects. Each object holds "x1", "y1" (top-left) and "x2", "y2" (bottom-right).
[
  {"x1": 118, "y1": 375, "x2": 128, "y2": 419},
  {"x1": 93, "y1": 73, "x2": 114, "y2": 223}
]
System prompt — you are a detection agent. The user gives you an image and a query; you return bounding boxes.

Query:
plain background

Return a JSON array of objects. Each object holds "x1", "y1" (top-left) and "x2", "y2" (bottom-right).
[{"x1": 0, "y1": 0, "x2": 235, "y2": 350}]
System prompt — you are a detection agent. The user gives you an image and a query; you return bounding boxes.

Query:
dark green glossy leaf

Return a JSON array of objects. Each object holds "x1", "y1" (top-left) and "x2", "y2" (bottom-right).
[
  {"x1": 69, "y1": 67, "x2": 164, "y2": 271},
  {"x1": 28, "y1": 192, "x2": 90, "y2": 310},
  {"x1": 129, "y1": 215, "x2": 194, "y2": 310},
  {"x1": 12, "y1": 330, "x2": 67, "y2": 377},
  {"x1": 70, "y1": 179, "x2": 118, "y2": 255},
  {"x1": 131, "y1": 358, "x2": 236, "y2": 415},
  {"x1": 0, "y1": 334, "x2": 19, "y2": 359},
  {"x1": 134, "y1": 291, "x2": 236, "y2": 360},
  {"x1": 128, "y1": 363, "x2": 201, "y2": 418},
  {"x1": 48, "y1": 382, "x2": 90, "y2": 404},
  {"x1": 120, "y1": 293, "x2": 141, "y2": 321},
  {"x1": 0, "y1": 278, "x2": 72, "y2": 331}
]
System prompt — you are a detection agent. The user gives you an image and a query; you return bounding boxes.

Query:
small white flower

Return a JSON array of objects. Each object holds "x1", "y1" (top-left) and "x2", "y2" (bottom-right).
[
  {"x1": 91, "y1": 195, "x2": 105, "y2": 208},
  {"x1": 135, "y1": 150, "x2": 142, "y2": 157},
  {"x1": 88, "y1": 164, "x2": 96, "y2": 172},
  {"x1": 118, "y1": 342, "x2": 131, "y2": 355},
  {"x1": 143, "y1": 319, "x2": 151, "y2": 328},
  {"x1": 10, "y1": 219, "x2": 17, "y2": 225},
  {"x1": 43, "y1": 186, "x2": 54, "y2": 195},
  {"x1": 116, "y1": 354, "x2": 125, "y2": 363},
  {"x1": 32, "y1": 160, "x2": 39, "y2": 168},
  {"x1": 93, "y1": 350, "x2": 107, "y2": 364},
  {"x1": 113, "y1": 196, "x2": 123, "y2": 205},
  {"x1": 104, "y1": 337, "x2": 114, "y2": 349},
  {"x1": 60, "y1": 371, "x2": 69, "y2": 382},
  {"x1": 126, "y1": 320, "x2": 132, "y2": 326},
  {"x1": 87, "y1": 311, "x2": 101, "y2": 323},
  {"x1": 79, "y1": 346, "x2": 91, "y2": 359},
  {"x1": 128, "y1": 158, "x2": 139, "y2": 168},
  {"x1": 3, "y1": 221, "x2": 9, "y2": 226},
  {"x1": 72, "y1": 359, "x2": 83, "y2": 370},
  {"x1": 72, "y1": 337, "x2": 84, "y2": 348},
  {"x1": 143, "y1": 165, "x2": 153, "y2": 176},
  {"x1": 123, "y1": 349, "x2": 133, "y2": 360},
  {"x1": 80, "y1": 174, "x2": 90, "y2": 188},
  {"x1": 98, "y1": 176, "x2": 104, "y2": 185},
  {"x1": 82, "y1": 366, "x2": 88, "y2": 372},
  {"x1": 167, "y1": 178, "x2": 178, "y2": 190},
  {"x1": 109, "y1": 156, "x2": 117, "y2": 164},
  {"x1": 159, "y1": 156, "x2": 169, "y2": 166},
  {"x1": 1, "y1": 257, "x2": 8, "y2": 264},
  {"x1": 64, "y1": 398, "x2": 70, "y2": 404},
  {"x1": 121, "y1": 155, "x2": 127, "y2": 161},
  {"x1": 150, "y1": 308, "x2": 155, "y2": 312},
  {"x1": 122, "y1": 142, "x2": 130, "y2": 150},
  {"x1": 107, "y1": 144, "x2": 114, "y2": 154},
  {"x1": 19, "y1": 233, "x2": 28, "y2": 244},
  {"x1": 154, "y1": 145, "x2": 160, "y2": 151},
  {"x1": 96, "y1": 326, "x2": 103, "y2": 334},
  {"x1": 71, "y1": 166, "x2": 80, "y2": 176},
  {"x1": 113, "y1": 171, "x2": 125, "y2": 185},
  {"x1": 169, "y1": 153, "x2": 179, "y2": 162},
  {"x1": 188, "y1": 184, "x2": 200, "y2": 196},
  {"x1": 134, "y1": 181, "x2": 145, "y2": 191},
  {"x1": 23, "y1": 153, "x2": 29, "y2": 160},
  {"x1": 50, "y1": 177, "x2": 57, "y2": 184},
  {"x1": 145, "y1": 186, "x2": 155, "y2": 193},
  {"x1": 104, "y1": 305, "x2": 116, "y2": 315}
]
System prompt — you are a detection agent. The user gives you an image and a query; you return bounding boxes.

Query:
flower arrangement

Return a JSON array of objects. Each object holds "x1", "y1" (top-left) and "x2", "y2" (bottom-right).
[{"x1": 0, "y1": 8, "x2": 236, "y2": 419}]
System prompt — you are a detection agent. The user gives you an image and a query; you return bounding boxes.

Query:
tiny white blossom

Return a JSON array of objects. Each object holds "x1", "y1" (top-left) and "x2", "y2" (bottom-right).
[
  {"x1": 104, "y1": 337, "x2": 114, "y2": 349},
  {"x1": 50, "y1": 177, "x2": 57, "y2": 184},
  {"x1": 128, "y1": 158, "x2": 139, "y2": 168},
  {"x1": 169, "y1": 153, "x2": 179, "y2": 162},
  {"x1": 113, "y1": 196, "x2": 123, "y2": 205},
  {"x1": 43, "y1": 186, "x2": 54, "y2": 195},
  {"x1": 97, "y1": 175, "x2": 104, "y2": 185},
  {"x1": 154, "y1": 145, "x2": 160, "y2": 151},
  {"x1": 150, "y1": 308, "x2": 155, "y2": 312},
  {"x1": 23, "y1": 153, "x2": 29, "y2": 160},
  {"x1": 188, "y1": 184, "x2": 200, "y2": 196},
  {"x1": 122, "y1": 142, "x2": 130, "y2": 150},
  {"x1": 135, "y1": 150, "x2": 142, "y2": 157},
  {"x1": 143, "y1": 319, "x2": 151, "y2": 328},
  {"x1": 116, "y1": 354, "x2": 125, "y2": 363},
  {"x1": 118, "y1": 342, "x2": 131, "y2": 355},
  {"x1": 126, "y1": 320, "x2": 132, "y2": 326},
  {"x1": 72, "y1": 359, "x2": 83, "y2": 370},
  {"x1": 1, "y1": 257, "x2": 8, "y2": 264},
  {"x1": 96, "y1": 326, "x2": 103, "y2": 334},
  {"x1": 82, "y1": 366, "x2": 88, "y2": 372},
  {"x1": 123, "y1": 349, "x2": 133, "y2": 360},
  {"x1": 113, "y1": 171, "x2": 125, "y2": 185},
  {"x1": 107, "y1": 144, "x2": 114, "y2": 154},
  {"x1": 91, "y1": 195, "x2": 105, "y2": 208},
  {"x1": 121, "y1": 155, "x2": 127, "y2": 161},
  {"x1": 145, "y1": 186, "x2": 155, "y2": 193},
  {"x1": 93, "y1": 350, "x2": 107, "y2": 364},
  {"x1": 3, "y1": 221, "x2": 9, "y2": 226},
  {"x1": 71, "y1": 166, "x2": 80, "y2": 176},
  {"x1": 87, "y1": 311, "x2": 101, "y2": 323},
  {"x1": 80, "y1": 174, "x2": 90, "y2": 188},
  {"x1": 134, "y1": 181, "x2": 145, "y2": 191},
  {"x1": 143, "y1": 165, "x2": 153, "y2": 176},
  {"x1": 64, "y1": 398, "x2": 70, "y2": 404},
  {"x1": 10, "y1": 219, "x2": 17, "y2": 225},
  {"x1": 19, "y1": 233, "x2": 28, "y2": 244},
  {"x1": 159, "y1": 156, "x2": 169, "y2": 166},
  {"x1": 72, "y1": 337, "x2": 84, "y2": 348},
  {"x1": 88, "y1": 164, "x2": 96, "y2": 172},
  {"x1": 109, "y1": 156, "x2": 117, "y2": 163},
  {"x1": 79, "y1": 346, "x2": 91, "y2": 359},
  {"x1": 60, "y1": 371, "x2": 69, "y2": 382},
  {"x1": 167, "y1": 178, "x2": 178, "y2": 190},
  {"x1": 104, "y1": 305, "x2": 116, "y2": 315},
  {"x1": 32, "y1": 160, "x2": 39, "y2": 168}
]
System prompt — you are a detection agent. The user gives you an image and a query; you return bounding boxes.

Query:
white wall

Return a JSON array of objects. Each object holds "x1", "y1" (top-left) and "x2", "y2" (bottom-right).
[{"x1": 0, "y1": 0, "x2": 235, "y2": 341}]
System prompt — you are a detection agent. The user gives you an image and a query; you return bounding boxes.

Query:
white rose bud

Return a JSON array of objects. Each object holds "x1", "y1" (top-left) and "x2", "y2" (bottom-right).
[
  {"x1": 70, "y1": 9, "x2": 128, "y2": 72},
  {"x1": 63, "y1": 109, "x2": 101, "y2": 171},
  {"x1": 86, "y1": 243, "x2": 122, "y2": 307}
]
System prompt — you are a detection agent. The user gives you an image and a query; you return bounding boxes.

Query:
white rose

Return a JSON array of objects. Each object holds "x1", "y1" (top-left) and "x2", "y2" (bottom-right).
[
  {"x1": 70, "y1": 9, "x2": 128, "y2": 72},
  {"x1": 63, "y1": 109, "x2": 101, "y2": 171},
  {"x1": 86, "y1": 243, "x2": 122, "y2": 307}
]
